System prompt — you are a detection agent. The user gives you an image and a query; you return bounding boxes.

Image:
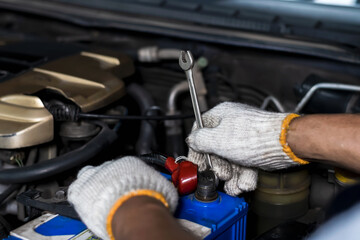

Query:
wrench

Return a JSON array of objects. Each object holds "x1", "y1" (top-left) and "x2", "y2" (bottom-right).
[{"x1": 179, "y1": 50, "x2": 213, "y2": 170}]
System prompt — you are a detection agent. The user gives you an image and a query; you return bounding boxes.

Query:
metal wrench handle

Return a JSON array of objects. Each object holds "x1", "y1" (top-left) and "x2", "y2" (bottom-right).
[{"x1": 179, "y1": 51, "x2": 213, "y2": 170}]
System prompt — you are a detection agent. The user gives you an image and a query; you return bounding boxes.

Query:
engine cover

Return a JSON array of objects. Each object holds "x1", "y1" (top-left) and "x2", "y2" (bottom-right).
[{"x1": 0, "y1": 42, "x2": 134, "y2": 149}]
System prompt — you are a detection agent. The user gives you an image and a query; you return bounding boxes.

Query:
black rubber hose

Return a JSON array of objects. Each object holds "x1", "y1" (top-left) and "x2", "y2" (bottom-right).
[
  {"x1": 127, "y1": 83, "x2": 157, "y2": 155},
  {"x1": 0, "y1": 122, "x2": 117, "y2": 184}
]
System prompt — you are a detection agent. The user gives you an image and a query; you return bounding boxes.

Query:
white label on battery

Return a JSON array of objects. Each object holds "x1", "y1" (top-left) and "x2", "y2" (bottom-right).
[
  {"x1": 10, "y1": 213, "x2": 74, "y2": 240},
  {"x1": 177, "y1": 219, "x2": 211, "y2": 239},
  {"x1": 70, "y1": 229, "x2": 100, "y2": 240}
]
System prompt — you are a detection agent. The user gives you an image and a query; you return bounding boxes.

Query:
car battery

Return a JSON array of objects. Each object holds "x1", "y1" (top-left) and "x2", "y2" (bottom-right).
[
  {"x1": 176, "y1": 192, "x2": 248, "y2": 239},
  {"x1": 4, "y1": 192, "x2": 247, "y2": 240},
  {"x1": 4, "y1": 213, "x2": 97, "y2": 240}
]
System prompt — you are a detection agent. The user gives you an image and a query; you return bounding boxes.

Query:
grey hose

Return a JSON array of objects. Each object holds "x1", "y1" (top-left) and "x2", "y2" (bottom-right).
[
  {"x1": 138, "y1": 47, "x2": 180, "y2": 62},
  {"x1": 167, "y1": 81, "x2": 189, "y2": 114},
  {"x1": 127, "y1": 83, "x2": 157, "y2": 154},
  {"x1": 158, "y1": 49, "x2": 182, "y2": 60}
]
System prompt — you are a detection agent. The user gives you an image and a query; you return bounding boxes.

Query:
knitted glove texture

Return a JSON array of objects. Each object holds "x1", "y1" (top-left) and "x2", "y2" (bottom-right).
[
  {"x1": 187, "y1": 113, "x2": 258, "y2": 196},
  {"x1": 187, "y1": 102, "x2": 301, "y2": 171},
  {"x1": 68, "y1": 156, "x2": 178, "y2": 240},
  {"x1": 188, "y1": 149, "x2": 258, "y2": 196}
]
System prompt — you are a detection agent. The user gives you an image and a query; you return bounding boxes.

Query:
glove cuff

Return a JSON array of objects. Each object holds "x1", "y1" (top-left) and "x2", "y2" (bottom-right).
[
  {"x1": 253, "y1": 113, "x2": 309, "y2": 171},
  {"x1": 280, "y1": 114, "x2": 309, "y2": 165},
  {"x1": 106, "y1": 189, "x2": 169, "y2": 240}
]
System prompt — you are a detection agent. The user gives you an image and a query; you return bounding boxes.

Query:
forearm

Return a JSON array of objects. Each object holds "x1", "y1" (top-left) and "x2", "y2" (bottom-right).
[
  {"x1": 112, "y1": 196, "x2": 197, "y2": 240},
  {"x1": 287, "y1": 114, "x2": 360, "y2": 173}
]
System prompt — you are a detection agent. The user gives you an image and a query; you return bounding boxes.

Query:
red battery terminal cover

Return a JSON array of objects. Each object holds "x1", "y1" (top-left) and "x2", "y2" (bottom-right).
[{"x1": 165, "y1": 157, "x2": 198, "y2": 195}]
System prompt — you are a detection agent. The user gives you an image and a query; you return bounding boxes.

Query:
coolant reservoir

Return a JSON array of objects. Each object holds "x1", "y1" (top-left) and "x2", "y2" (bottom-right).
[{"x1": 252, "y1": 168, "x2": 310, "y2": 235}]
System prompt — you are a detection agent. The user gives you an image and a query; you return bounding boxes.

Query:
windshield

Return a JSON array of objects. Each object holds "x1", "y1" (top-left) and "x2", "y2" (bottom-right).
[
  {"x1": 282, "y1": 0, "x2": 359, "y2": 7},
  {"x1": 283, "y1": 0, "x2": 360, "y2": 7}
]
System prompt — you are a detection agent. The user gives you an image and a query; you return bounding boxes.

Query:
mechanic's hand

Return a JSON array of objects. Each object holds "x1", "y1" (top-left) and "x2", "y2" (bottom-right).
[
  {"x1": 187, "y1": 113, "x2": 258, "y2": 196},
  {"x1": 187, "y1": 102, "x2": 308, "y2": 172},
  {"x1": 188, "y1": 149, "x2": 258, "y2": 196},
  {"x1": 68, "y1": 156, "x2": 178, "y2": 240}
]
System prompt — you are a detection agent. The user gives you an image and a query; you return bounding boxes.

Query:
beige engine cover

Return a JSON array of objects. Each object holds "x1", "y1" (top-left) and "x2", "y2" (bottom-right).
[{"x1": 0, "y1": 51, "x2": 133, "y2": 149}]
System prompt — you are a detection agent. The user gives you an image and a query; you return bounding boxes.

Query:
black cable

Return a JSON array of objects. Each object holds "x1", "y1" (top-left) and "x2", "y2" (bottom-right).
[
  {"x1": 42, "y1": 101, "x2": 194, "y2": 121},
  {"x1": 41, "y1": 89, "x2": 195, "y2": 122},
  {"x1": 139, "y1": 153, "x2": 167, "y2": 167},
  {"x1": 0, "y1": 122, "x2": 117, "y2": 184},
  {"x1": 78, "y1": 113, "x2": 195, "y2": 121}
]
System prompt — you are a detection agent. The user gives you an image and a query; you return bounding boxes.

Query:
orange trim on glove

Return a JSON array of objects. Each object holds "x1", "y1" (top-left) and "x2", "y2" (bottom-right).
[
  {"x1": 280, "y1": 114, "x2": 309, "y2": 165},
  {"x1": 106, "y1": 189, "x2": 169, "y2": 240}
]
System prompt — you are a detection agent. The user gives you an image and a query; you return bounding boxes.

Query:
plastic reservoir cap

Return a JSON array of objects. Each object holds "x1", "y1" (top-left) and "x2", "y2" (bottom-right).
[{"x1": 195, "y1": 170, "x2": 218, "y2": 202}]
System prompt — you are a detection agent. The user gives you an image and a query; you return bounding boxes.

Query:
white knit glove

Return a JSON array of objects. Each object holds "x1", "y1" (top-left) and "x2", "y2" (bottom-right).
[
  {"x1": 187, "y1": 102, "x2": 308, "y2": 172},
  {"x1": 68, "y1": 156, "x2": 178, "y2": 240},
  {"x1": 187, "y1": 115, "x2": 258, "y2": 196},
  {"x1": 188, "y1": 149, "x2": 258, "y2": 196}
]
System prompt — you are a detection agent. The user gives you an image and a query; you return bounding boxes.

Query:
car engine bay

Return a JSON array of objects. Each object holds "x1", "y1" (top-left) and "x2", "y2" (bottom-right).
[{"x1": 0, "y1": 2, "x2": 359, "y2": 239}]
